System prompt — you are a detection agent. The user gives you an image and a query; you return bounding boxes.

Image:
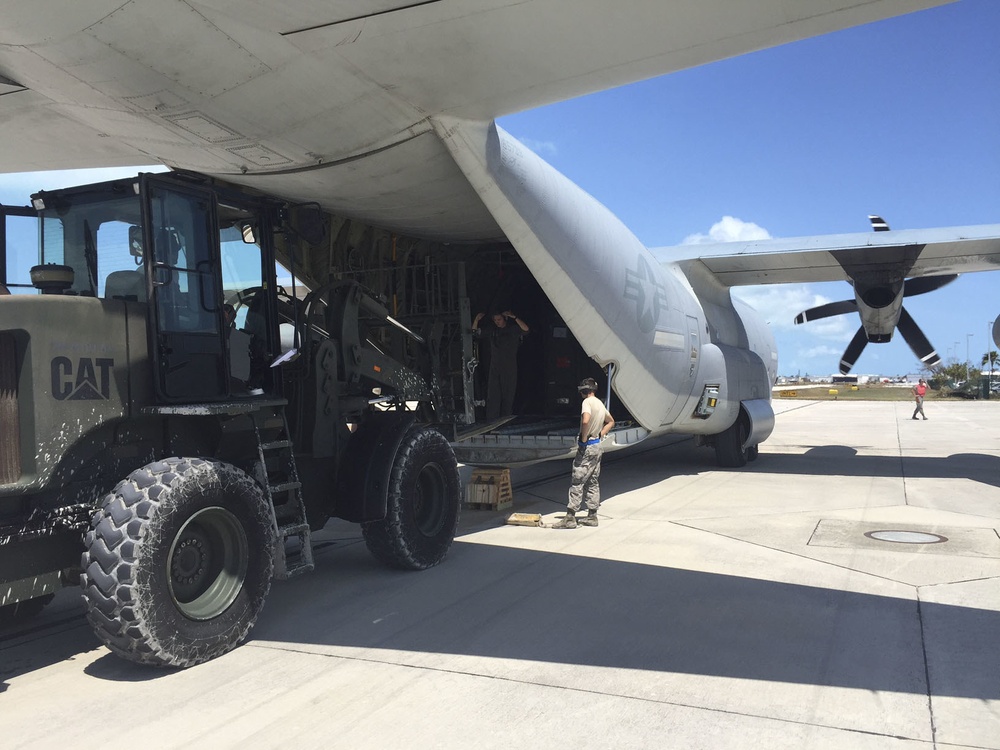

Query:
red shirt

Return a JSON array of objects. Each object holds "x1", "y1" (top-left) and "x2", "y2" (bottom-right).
[{"x1": 915, "y1": 384, "x2": 927, "y2": 397}]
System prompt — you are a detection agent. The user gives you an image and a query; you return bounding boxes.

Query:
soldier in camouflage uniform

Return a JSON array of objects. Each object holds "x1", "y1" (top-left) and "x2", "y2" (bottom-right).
[{"x1": 553, "y1": 377, "x2": 614, "y2": 529}]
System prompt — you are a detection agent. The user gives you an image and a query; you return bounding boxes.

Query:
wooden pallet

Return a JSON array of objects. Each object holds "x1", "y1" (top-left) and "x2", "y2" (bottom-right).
[{"x1": 464, "y1": 468, "x2": 513, "y2": 510}]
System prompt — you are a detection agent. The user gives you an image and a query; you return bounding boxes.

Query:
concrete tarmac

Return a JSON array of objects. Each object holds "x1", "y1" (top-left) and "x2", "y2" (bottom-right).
[{"x1": 2, "y1": 400, "x2": 999, "y2": 749}]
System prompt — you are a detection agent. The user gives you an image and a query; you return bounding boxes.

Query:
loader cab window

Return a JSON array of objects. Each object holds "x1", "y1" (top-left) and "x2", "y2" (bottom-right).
[
  {"x1": 149, "y1": 190, "x2": 217, "y2": 333},
  {"x1": 36, "y1": 190, "x2": 144, "y2": 299},
  {"x1": 145, "y1": 182, "x2": 227, "y2": 401},
  {"x1": 1, "y1": 207, "x2": 37, "y2": 294},
  {"x1": 219, "y1": 206, "x2": 268, "y2": 392},
  {"x1": 95, "y1": 221, "x2": 143, "y2": 300},
  {"x1": 219, "y1": 211, "x2": 265, "y2": 329}
]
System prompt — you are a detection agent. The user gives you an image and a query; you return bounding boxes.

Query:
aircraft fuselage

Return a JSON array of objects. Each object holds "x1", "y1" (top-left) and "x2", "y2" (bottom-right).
[{"x1": 441, "y1": 121, "x2": 777, "y2": 461}]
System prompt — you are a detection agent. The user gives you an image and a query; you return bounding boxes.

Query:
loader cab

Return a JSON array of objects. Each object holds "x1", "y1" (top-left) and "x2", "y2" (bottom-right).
[{"x1": 30, "y1": 174, "x2": 282, "y2": 404}]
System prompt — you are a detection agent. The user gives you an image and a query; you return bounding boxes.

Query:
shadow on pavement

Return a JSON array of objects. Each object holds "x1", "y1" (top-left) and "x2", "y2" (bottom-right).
[
  {"x1": 754, "y1": 446, "x2": 1000, "y2": 489},
  {"x1": 250, "y1": 535, "x2": 999, "y2": 701}
]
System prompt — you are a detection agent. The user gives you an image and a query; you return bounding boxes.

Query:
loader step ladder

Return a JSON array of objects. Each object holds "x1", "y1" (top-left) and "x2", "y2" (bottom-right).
[{"x1": 252, "y1": 411, "x2": 315, "y2": 579}]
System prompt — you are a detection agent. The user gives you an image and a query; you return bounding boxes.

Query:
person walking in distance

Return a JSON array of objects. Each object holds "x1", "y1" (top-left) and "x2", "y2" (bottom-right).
[
  {"x1": 553, "y1": 378, "x2": 615, "y2": 529},
  {"x1": 912, "y1": 378, "x2": 928, "y2": 420}
]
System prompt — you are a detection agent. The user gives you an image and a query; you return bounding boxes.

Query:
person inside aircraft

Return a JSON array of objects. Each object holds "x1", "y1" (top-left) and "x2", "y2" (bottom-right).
[{"x1": 472, "y1": 309, "x2": 529, "y2": 419}]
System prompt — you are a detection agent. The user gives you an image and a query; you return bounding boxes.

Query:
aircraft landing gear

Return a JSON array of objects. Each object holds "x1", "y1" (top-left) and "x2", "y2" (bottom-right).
[{"x1": 714, "y1": 418, "x2": 750, "y2": 468}]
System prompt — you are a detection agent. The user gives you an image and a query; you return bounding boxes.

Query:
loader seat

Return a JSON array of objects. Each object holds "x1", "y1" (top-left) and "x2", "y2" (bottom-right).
[{"x1": 105, "y1": 270, "x2": 146, "y2": 302}]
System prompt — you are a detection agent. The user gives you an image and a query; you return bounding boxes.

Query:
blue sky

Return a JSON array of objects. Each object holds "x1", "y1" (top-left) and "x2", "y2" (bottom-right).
[
  {"x1": 2, "y1": 1, "x2": 997, "y2": 377},
  {"x1": 498, "y1": 0, "x2": 1000, "y2": 377}
]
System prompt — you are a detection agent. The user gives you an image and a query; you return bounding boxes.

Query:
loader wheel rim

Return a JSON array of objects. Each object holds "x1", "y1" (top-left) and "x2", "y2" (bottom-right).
[
  {"x1": 168, "y1": 506, "x2": 248, "y2": 621},
  {"x1": 413, "y1": 463, "x2": 447, "y2": 537}
]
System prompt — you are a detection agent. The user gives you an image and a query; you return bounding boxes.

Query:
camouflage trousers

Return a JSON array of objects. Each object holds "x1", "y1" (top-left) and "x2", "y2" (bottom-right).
[{"x1": 568, "y1": 444, "x2": 603, "y2": 513}]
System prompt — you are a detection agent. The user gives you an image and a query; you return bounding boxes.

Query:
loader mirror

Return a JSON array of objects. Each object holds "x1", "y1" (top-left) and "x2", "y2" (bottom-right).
[
  {"x1": 241, "y1": 223, "x2": 256, "y2": 244},
  {"x1": 128, "y1": 225, "x2": 144, "y2": 259}
]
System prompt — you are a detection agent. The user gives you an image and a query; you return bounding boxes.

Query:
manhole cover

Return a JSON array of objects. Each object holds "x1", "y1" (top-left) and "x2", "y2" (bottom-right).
[{"x1": 864, "y1": 530, "x2": 948, "y2": 545}]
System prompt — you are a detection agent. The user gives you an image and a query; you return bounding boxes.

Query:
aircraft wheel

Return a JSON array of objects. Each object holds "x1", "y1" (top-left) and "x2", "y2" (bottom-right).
[
  {"x1": 714, "y1": 418, "x2": 749, "y2": 468},
  {"x1": 747, "y1": 444, "x2": 759, "y2": 462},
  {"x1": 362, "y1": 425, "x2": 461, "y2": 570},
  {"x1": 81, "y1": 458, "x2": 274, "y2": 667}
]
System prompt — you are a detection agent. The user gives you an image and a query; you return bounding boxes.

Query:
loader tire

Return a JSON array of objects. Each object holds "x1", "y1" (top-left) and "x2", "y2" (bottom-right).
[
  {"x1": 362, "y1": 426, "x2": 460, "y2": 570},
  {"x1": 81, "y1": 458, "x2": 274, "y2": 668}
]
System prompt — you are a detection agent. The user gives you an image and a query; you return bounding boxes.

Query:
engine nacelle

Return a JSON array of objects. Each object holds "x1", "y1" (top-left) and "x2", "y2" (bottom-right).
[
  {"x1": 854, "y1": 281, "x2": 904, "y2": 342},
  {"x1": 741, "y1": 398, "x2": 775, "y2": 449}
]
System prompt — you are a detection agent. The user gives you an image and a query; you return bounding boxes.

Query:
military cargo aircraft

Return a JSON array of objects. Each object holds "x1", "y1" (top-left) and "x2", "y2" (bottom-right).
[{"x1": 1, "y1": 0, "x2": 999, "y2": 470}]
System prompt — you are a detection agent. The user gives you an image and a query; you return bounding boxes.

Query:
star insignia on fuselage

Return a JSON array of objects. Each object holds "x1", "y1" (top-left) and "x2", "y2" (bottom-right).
[{"x1": 624, "y1": 255, "x2": 666, "y2": 333}]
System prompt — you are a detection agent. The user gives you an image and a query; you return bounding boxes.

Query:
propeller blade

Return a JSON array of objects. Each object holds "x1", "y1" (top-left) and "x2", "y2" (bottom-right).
[
  {"x1": 897, "y1": 307, "x2": 941, "y2": 368},
  {"x1": 794, "y1": 299, "x2": 857, "y2": 325},
  {"x1": 868, "y1": 215, "x2": 890, "y2": 232},
  {"x1": 840, "y1": 327, "x2": 868, "y2": 374},
  {"x1": 903, "y1": 274, "x2": 958, "y2": 297}
]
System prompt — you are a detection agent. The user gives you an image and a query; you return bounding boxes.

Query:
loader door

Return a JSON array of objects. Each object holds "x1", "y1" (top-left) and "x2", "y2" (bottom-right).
[{"x1": 144, "y1": 178, "x2": 228, "y2": 402}]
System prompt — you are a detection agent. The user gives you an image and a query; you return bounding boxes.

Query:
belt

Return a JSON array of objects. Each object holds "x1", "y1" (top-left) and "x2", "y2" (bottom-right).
[{"x1": 578, "y1": 437, "x2": 601, "y2": 446}]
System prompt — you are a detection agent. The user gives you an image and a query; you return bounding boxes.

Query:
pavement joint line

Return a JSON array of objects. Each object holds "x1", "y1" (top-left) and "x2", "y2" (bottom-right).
[
  {"x1": 895, "y1": 407, "x2": 912, "y2": 508},
  {"x1": 246, "y1": 639, "x2": 932, "y2": 745},
  {"x1": 918, "y1": 575, "x2": 1000, "y2": 590},
  {"x1": 669, "y1": 520, "x2": 925, "y2": 588},
  {"x1": 916, "y1": 591, "x2": 939, "y2": 747}
]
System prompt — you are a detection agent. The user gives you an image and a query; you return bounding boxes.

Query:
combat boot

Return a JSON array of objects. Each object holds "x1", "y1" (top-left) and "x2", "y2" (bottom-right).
[
  {"x1": 551, "y1": 511, "x2": 577, "y2": 529},
  {"x1": 578, "y1": 512, "x2": 599, "y2": 527}
]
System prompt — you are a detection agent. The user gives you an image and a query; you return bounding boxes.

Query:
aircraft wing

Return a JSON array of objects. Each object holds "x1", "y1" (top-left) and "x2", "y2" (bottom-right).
[
  {"x1": 658, "y1": 225, "x2": 1000, "y2": 286},
  {"x1": 0, "y1": 0, "x2": 949, "y2": 240}
]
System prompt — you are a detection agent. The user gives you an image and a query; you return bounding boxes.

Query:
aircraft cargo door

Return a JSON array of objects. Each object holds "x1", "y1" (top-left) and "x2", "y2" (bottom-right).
[{"x1": 661, "y1": 314, "x2": 702, "y2": 425}]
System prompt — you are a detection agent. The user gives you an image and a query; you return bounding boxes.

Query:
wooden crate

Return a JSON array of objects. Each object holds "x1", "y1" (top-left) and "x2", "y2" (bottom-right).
[{"x1": 464, "y1": 468, "x2": 513, "y2": 511}]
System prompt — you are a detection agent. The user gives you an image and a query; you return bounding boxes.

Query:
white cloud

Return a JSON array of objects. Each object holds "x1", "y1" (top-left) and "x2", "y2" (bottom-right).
[
  {"x1": 516, "y1": 138, "x2": 558, "y2": 157},
  {"x1": 674, "y1": 214, "x2": 855, "y2": 344},
  {"x1": 734, "y1": 284, "x2": 855, "y2": 341},
  {"x1": 800, "y1": 344, "x2": 843, "y2": 359},
  {"x1": 682, "y1": 215, "x2": 771, "y2": 245}
]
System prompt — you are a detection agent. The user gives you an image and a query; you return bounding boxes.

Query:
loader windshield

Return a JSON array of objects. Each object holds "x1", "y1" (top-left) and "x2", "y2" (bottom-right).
[{"x1": 36, "y1": 183, "x2": 143, "y2": 299}]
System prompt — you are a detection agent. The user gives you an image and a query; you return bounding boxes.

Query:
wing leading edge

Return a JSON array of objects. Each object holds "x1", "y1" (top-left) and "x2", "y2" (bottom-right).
[{"x1": 659, "y1": 225, "x2": 1000, "y2": 287}]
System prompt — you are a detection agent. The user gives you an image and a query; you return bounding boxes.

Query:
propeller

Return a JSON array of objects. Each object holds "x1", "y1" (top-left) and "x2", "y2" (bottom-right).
[
  {"x1": 903, "y1": 275, "x2": 959, "y2": 296},
  {"x1": 839, "y1": 326, "x2": 869, "y2": 374},
  {"x1": 896, "y1": 307, "x2": 941, "y2": 369},
  {"x1": 793, "y1": 299, "x2": 856, "y2": 325},
  {"x1": 794, "y1": 274, "x2": 957, "y2": 374},
  {"x1": 794, "y1": 215, "x2": 961, "y2": 374}
]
